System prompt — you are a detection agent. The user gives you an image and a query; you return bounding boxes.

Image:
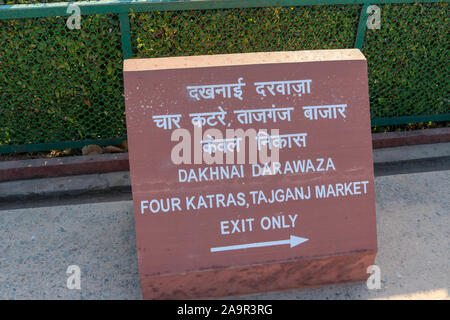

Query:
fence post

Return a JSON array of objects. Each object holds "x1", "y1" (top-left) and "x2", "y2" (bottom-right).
[
  {"x1": 119, "y1": 11, "x2": 133, "y2": 59},
  {"x1": 355, "y1": 4, "x2": 369, "y2": 50}
]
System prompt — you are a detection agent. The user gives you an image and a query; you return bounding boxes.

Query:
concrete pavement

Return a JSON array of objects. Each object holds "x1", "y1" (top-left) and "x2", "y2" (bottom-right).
[
  {"x1": 0, "y1": 169, "x2": 448, "y2": 299},
  {"x1": 1, "y1": 142, "x2": 449, "y2": 201}
]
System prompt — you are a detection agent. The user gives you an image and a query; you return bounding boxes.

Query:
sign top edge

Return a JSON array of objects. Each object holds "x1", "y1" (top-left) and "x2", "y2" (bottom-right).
[{"x1": 123, "y1": 49, "x2": 366, "y2": 72}]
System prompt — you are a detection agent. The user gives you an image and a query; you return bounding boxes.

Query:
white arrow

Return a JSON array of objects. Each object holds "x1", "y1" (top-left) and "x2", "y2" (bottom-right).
[{"x1": 210, "y1": 235, "x2": 309, "y2": 253}]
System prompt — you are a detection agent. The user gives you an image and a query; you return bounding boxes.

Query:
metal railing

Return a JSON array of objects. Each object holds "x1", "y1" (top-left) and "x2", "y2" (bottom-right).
[{"x1": 0, "y1": 0, "x2": 448, "y2": 153}]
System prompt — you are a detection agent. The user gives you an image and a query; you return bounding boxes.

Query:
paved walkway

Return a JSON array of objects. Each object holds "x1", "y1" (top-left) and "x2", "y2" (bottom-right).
[
  {"x1": 2, "y1": 143, "x2": 449, "y2": 201},
  {"x1": 1, "y1": 170, "x2": 449, "y2": 299}
]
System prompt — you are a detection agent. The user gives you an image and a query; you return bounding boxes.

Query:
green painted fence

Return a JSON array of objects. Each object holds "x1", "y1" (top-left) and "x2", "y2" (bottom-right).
[{"x1": 0, "y1": 0, "x2": 449, "y2": 154}]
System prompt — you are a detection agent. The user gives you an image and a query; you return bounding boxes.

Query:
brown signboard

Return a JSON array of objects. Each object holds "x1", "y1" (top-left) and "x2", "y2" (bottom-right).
[{"x1": 124, "y1": 49, "x2": 377, "y2": 299}]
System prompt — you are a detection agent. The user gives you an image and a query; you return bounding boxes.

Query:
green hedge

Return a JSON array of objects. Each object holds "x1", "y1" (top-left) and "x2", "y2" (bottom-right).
[
  {"x1": 0, "y1": 14, "x2": 125, "y2": 145},
  {"x1": 364, "y1": 2, "x2": 449, "y2": 119},
  {"x1": 131, "y1": 6, "x2": 359, "y2": 56},
  {"x1": 0, "y1": 2, "x2": 449, "y2": 150}
]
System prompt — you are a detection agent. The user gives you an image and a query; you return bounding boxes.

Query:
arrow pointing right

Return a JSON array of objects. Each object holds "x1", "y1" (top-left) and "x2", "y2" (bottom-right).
[
  {"x1": 289, "y1": 235, "x2": 309, "y2": 248},
  {"x1": 210, "y1": 235, "x2": 309, "y2": 253}
]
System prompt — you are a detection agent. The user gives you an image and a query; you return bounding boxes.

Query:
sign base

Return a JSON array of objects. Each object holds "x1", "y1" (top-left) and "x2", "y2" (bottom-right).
[{"x1": 141, "y1": 250, "x2": 376, "y2": 299}]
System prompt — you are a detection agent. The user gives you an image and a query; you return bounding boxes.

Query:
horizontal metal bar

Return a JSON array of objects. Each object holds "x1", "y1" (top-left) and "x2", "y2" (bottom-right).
[
  {"x1": 0, "y1": 137, "x2": 126, "y2": 154},
  {"x1": 2, "y1": 114, "x2": 449, "y2": 153},
  {"x1": 371, "y1": 114, "x2": 450, "y2": 126},
  {"x1": 0, "y1": 0, "x2": 445, "y2": 20}
]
